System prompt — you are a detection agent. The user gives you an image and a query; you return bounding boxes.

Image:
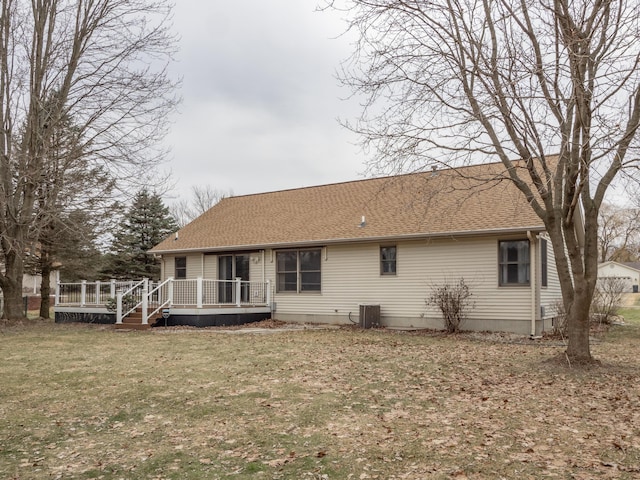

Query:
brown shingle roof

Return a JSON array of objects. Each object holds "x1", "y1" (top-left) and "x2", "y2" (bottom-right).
[{"x1": 151, "y1": 161, "x2": 545, "y2": 253}]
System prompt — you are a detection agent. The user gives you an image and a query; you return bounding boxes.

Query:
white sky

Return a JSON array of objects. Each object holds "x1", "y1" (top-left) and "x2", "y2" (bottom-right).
[{"x1": 163, "y1": 1, "x2": 366, "y2": 202}]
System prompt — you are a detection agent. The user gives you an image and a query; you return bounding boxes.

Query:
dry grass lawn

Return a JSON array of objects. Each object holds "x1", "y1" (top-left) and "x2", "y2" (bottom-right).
[{"x1": 0, "y1": 316, "x2": 639, "y2": 479}]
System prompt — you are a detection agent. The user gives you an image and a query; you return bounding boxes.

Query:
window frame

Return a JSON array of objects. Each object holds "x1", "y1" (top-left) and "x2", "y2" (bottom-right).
[
  {"x1": 174, "y1": 256, "x2": 187, "y2": 279},
  {"x1": 498, "y1": 239, "x2": 530, "y2": 286},
  {"x1": 276, "y1": 248, "x2": 322, "y2": 293},
  {"x1": 380, "y1": 245, "x2": 397, "y2": 275}
]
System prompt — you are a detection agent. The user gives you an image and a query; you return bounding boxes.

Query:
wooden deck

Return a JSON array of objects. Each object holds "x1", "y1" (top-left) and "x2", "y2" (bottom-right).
[{"x1": 54, "y1": 304, "x2": 272, "y2": 328}]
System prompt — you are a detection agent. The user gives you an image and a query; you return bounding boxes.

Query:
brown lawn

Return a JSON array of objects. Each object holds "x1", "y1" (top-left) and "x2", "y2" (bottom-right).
[{"x1": 0, "y1": 316, "x2": 639, "y2": 479}]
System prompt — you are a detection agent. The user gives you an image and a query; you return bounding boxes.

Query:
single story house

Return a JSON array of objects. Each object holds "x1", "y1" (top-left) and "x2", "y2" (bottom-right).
[
  {"x1": 597, "y1": 261, "x2": 640, "y2": 293},
  {"x1": 146, "y1": 161, "x2": 568, "y2": 335}
]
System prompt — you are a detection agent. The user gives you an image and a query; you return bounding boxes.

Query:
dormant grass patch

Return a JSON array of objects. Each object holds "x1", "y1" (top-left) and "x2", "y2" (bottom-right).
[{"x1": 0, "y1": 319, "x2": 639, "y2": 479}]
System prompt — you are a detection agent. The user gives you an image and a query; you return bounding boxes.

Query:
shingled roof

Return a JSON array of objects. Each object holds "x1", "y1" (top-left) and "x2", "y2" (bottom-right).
[{"x1": 151, "y1": 161, "x2": 546, "y2": 254}]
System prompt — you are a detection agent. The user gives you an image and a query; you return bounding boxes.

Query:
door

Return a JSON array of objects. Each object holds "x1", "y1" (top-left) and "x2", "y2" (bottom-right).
[
  {"x1": 235, "y1": 255, "x2": 250, "y2": 303},
  {"x1": 218, "y1": 254, "x2": 250, "y2": 303}
]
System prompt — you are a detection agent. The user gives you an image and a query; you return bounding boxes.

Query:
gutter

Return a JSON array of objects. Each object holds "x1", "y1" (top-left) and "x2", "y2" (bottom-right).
[
  {"x1": 150, "y1": 225, "x2": 547, "y2": 255},
  {"x1": 527, "y1": 230, "x2": 537, "y2": 337}
]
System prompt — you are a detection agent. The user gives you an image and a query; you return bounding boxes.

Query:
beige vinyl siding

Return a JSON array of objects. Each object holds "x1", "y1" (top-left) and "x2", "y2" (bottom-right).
[
  {"x1": 249, "y1": 251, "x2": 264, "y2": 283},
  {"x1": 203, "y1": 254, "x2": 217, "y2": 279},
  {"x1": 163, "y1": 256, "x2": 175, "y2": 280},
  {"x1": 162, "y1": 254, "x2": 204, "y2": 280},
  {"x1": 269, "y1": 236, "x2": 533, "y2": 330},
  {"x1": 185, "y1": 255, "x2": 202, "y2": 279},
  {"x1": 539, "y1": 234, "x2": 562, "y2": 319}
]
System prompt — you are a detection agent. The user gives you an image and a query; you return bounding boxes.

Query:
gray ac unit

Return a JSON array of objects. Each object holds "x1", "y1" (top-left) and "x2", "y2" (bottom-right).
[{"x1": 359, "y1": 304, "x2": 380, "y2": 329}]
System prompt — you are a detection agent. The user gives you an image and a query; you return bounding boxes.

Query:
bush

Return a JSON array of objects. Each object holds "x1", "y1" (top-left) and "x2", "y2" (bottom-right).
[
  {"x1": 104, "y1": 294, "x2": 135, "y2": 313},
  {"x1": 427, "y1": 278, "x2": 474, "y2": 333},
  {"x1": 591, "y1": 277, "x2": 626, "y2": 324},
  {"x1": 550, "y1": 299, "x2": 567, "y2": 337}
]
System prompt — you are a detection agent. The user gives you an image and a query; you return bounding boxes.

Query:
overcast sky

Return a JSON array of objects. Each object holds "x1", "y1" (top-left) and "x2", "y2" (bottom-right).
[{"x1": 163, "y1": 1, "x2": 366, "y2": 203}]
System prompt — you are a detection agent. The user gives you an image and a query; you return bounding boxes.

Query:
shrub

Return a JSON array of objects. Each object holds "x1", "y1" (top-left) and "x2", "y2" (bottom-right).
[
  {"x1": 105, "y1": 294, "x2": 135, "y2": 313},
  {"x1": 591, "y1": 277, "x2": 626, "y2": 324},
  {"x1": 550, "y1": 299, "x2": 567, "y2": 337},
  {"x1": 427, "y1": 278, "x2": 474, "y2": 333}
]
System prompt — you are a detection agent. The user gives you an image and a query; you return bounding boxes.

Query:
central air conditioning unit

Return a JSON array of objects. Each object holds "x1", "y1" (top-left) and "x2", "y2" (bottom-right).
[{"x1": 359, "y1": 304, "x2": 381, "y2": 329}]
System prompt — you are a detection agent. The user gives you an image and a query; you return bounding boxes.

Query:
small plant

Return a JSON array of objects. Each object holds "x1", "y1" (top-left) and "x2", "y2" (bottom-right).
[
  {"x1": 105, "y1": 294, "x2": 135, "y2": 313},
  {"x1": 427, "y1": 278, "x2": 474, "y2": 333}
]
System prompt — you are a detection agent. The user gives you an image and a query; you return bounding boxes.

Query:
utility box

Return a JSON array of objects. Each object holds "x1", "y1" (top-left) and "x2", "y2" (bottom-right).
[{"x1": 359, "y1": 304, "x2": 380, "y2": 329}]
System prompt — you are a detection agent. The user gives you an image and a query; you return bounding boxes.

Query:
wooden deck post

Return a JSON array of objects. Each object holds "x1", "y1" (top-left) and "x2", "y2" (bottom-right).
[
  {"x1": 196, "y1": 277, "x2": 203, "y2": 309},
  {"x1": 95, "y1": 280, "x2": 101, "y2": 305},
  {"x1": 142, "y1": 279, "x2": 149, "y2": 325},
  {"x1": 116, "y1": 291, "x2": 123, "y2": 324},
  {"x1": 80, "y1": 280, "x2": 87, "y2": 307},
  {"x1": 168, "y1": 277, "x2": 174, "y2": 306},
  {"x1": 266, "y1": 279, "x2": 271, "y2": 306},
  {"x1": 54, "y1": 270, "x2": 61, "y2": 306},
  {"x1": 235, "y1": 277, "x2": 242, "y2": 307}
]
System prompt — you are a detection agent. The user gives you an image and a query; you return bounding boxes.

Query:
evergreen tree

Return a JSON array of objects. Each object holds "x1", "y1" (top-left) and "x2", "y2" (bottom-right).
[
  {"x1": 21, "y1": 91, "x2": 116, "y2": 317},
  {"x1": 24, "y1": 209, "x2": 109, "y2": 318},
  {"x1": 103, "y1": 190, "x2": 178, "y2": 280}
]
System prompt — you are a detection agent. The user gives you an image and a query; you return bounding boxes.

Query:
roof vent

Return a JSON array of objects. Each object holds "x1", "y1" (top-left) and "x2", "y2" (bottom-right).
[
  {"x1": 359, "y1": 215, "x2": 366, "y2": 228},
  {"x1": 431, "y1": 165, "x2": 438, "y2": 177},
  {"x1": 174, "y1": 231, "x2": 179, "y2": 241}
]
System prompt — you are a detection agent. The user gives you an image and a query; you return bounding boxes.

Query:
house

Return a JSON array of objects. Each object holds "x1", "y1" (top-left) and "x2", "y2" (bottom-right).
[
  {"x1": 22, "y1": 270, "x2": 59, "y2": 295},
  {"x1": 144, "y1": 161, "x2": 565, "y2": 335},
  {"x1": 597, "y1": 261, "x2": 640, "y2": 293}
]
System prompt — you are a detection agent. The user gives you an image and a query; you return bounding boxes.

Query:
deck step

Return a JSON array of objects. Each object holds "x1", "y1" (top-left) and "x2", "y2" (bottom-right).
[{"x1": 115, "y1": 308, "x2": 162, "y2": 330}]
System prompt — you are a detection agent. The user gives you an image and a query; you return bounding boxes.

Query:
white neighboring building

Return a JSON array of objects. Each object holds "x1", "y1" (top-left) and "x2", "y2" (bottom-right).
[{"x1": 597, "y1": 261, "x2": 640, "y2": 293}]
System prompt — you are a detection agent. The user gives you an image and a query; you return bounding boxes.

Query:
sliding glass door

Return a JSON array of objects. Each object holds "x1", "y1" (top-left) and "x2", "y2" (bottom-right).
[{"x1": 218, "y1": 254, "x2": 250, "y2": 303}]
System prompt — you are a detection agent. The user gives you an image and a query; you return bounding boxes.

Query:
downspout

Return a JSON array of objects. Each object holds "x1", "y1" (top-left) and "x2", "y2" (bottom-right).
[{"x1": 527, "y1": 231, "x2": 537, "y2": 337}]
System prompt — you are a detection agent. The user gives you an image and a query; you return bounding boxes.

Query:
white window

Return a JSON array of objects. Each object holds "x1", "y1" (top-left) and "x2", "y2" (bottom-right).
[
  {"x1": 499, "y1": 240, "x2": 530, "y2": 285},
  {"x1": 276, "y1": 249, "x2": 321, "y2": 292}
]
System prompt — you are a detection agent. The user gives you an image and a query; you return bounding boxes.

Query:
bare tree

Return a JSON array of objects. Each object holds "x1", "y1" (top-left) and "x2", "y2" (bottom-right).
[
  {"x1": 0, "y1": 0, "x2": 178, "y2": 319},
  {"x1": 170, "y1": 185, "x2": 232, "y2": 228},
  {"x1": 332, "y1": 0, "x2": 640, "y2": 362},
  {"x1": 598, "y1": 203, "x2": 640, "y2": 263}
]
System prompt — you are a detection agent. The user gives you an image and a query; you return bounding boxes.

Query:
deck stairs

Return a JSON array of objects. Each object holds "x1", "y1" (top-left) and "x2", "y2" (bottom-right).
[{"x1": 115, "y1": 306, "x2": 162, "y2": 331}]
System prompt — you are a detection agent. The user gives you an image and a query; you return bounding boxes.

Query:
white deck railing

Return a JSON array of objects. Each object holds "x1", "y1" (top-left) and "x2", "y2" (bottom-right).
[
  {"x1": 55, "y1": 280, "x2": 140, "y2": 306},
  {"x1": 55, "y1": 278, "x2": 272, "y2": 324}
]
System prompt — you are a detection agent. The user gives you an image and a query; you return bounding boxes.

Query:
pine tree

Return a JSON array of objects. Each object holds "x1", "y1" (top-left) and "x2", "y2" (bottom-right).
[{"x1": 103, "y1": 190, "x2": 177, "y2": 280}]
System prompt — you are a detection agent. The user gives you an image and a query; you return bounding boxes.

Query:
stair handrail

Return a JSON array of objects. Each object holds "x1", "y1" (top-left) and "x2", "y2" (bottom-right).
[
  {"x1": 147, "y1": 277, "x2": 173, "y2": 321},
  {"x1": 116, "y1": 279, "x2": 147, "y2": 324}
]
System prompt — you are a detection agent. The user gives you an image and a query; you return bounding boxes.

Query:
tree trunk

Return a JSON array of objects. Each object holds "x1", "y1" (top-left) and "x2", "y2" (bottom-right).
[
  {"x1": 0, "y1": 278, "x2": 25, "y2": 320},
  {"x1": 0, "y1": 251, "x2": 27, "y2": 320},
  {"x1": 39, "y1": 254, "x2": 51, "y2": 319},
  {"x1": 565, "y1": 287, "x2": 593, "y2": 363},
  {"x1": 545, "y1": 214, "x2": 596, "y2": 364}
]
